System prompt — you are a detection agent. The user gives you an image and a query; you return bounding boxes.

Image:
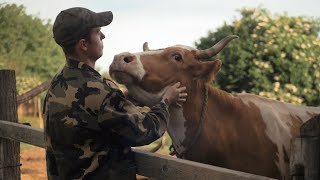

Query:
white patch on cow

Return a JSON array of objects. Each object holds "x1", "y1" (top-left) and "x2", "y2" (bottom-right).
[
  {"x1": 126, "y1": 84, "x2": 165, "y2": 107},
  {"x1": 133, "y1": 55, "x2": 146, "y2": 81},
  {"x1": 238, "y1": 94, "x2": 320, "y2": 177},
  {"x1": 112, "y1": 50, "x2": 163, "y2": 84},
  {"x1": 167, "y1": 107, "x2": 188, "y2": 155},
  {"x1": 120, "y1": 52, "x2": 147, "y2": 81},
  {"x1": 284, "y1": 103, "x2": 320, "y2": 122}
]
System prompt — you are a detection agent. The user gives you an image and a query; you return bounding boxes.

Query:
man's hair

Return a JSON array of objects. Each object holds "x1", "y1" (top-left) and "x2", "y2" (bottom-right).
[{"x1": 62, "y1": 29, "x2": 92, "y2": 55}]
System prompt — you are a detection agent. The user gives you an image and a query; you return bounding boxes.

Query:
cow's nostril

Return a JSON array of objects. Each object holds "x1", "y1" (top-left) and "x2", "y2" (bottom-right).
[
  {"x1": 123, "y1": 56, "x2": 134, "y2": 63},
  {"x1": 124, "y1": 57, "x2": 130, "y2": 63}
]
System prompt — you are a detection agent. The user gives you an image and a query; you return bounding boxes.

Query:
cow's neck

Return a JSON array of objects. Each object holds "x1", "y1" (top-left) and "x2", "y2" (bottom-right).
[
  {"x1": 167, "y1": 83, "x2": 210, "y2": 156},
  {"x1": 168, "y1": 84, "x2": 241, "y2": 157},
  {"x1": 125, "y1": 83, "x2": 209, "y2": 155}
]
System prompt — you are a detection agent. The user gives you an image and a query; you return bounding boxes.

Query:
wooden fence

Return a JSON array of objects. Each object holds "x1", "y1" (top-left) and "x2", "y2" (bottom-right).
[
  {"x1": 0, "y1": 69, "x2": 318, "y2": 180},
  {"x1": 290, "y1": 115, "x2": 320, "y2": 180}
]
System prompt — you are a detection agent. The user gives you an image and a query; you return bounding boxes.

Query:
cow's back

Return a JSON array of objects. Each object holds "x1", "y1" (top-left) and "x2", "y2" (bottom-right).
[{"x1": 236, "y1": 93, "x2": 320, "y2": 178}]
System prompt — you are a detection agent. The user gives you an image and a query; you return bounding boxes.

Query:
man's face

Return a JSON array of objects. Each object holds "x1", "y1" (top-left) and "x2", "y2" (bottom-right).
[{"x1": 86, "y1": 27, "x2": 105, "y2": 60}]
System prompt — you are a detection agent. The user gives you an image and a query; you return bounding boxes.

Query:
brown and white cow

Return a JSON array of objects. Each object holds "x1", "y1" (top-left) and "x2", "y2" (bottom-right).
[{"x1": 109, "y1": 35, "x2": 320, "y2": 179}]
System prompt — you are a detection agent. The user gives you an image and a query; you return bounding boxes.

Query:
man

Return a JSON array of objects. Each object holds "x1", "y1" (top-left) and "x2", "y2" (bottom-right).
[{"x1": 43, "y1": 7, "x2": 187, "y2": 180}]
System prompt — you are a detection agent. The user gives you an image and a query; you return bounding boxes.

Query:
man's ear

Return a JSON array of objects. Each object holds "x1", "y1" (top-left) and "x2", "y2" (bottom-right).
[
  {"x1": 192, "y1": 60, "x2": 222, "y2": 82},
  {"x1": 77, "y1": 39, "x2": 88, "y2": 51}
]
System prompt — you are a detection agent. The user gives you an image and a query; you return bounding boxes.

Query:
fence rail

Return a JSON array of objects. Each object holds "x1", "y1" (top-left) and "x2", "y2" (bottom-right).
[
  {"x1": 0, "y1": 120, "x2": 274, "y2": 180},
  {"x1": 17, "y1": 80, "x2": 51, "y2": 105}
]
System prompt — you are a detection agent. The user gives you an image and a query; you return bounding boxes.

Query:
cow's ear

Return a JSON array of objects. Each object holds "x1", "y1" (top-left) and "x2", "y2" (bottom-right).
[{"x1": 193, "y1": 60, "x2": 221, "y2": 82}]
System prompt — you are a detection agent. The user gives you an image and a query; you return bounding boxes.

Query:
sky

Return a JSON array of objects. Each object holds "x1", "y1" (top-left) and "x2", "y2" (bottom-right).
[{"x1": 2, "y1": 0, "x2": 320, "y2": 72}]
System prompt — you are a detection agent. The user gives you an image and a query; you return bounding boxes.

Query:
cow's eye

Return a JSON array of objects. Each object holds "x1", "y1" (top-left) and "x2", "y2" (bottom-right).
[{"x1": 173, "y1": 54, "x2": 182, "y2": 62}]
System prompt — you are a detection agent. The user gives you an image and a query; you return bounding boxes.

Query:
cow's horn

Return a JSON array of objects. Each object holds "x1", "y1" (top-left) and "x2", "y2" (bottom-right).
[
  {"x1": 196, "y1": 35, "x2": 238, "y2": 59},
  {"x1": 143, "y1": 42, "x2": 150, "y2": 51}
]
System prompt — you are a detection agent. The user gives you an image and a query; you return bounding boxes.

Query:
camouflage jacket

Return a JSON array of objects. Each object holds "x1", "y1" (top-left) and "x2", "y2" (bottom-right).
[{"x1": 43, "y1": 58, "x2": 169, "y2": 180}]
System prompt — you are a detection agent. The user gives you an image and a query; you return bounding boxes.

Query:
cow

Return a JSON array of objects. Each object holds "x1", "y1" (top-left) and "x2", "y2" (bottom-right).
[{"x1": 109, "y1": 35, "x2": 320, "y2": 179}]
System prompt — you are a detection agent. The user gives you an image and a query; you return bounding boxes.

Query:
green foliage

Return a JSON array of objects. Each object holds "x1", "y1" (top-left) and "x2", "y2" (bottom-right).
[
  {"x1": 195, "y1": 7, "x2": 320, "y2": 105},
  {"x1": 16, "y1": 76, "x2": 42, "y2": 95},
  {"x1": 0, "y1": 3, "x2": 64, "y2": 87}
]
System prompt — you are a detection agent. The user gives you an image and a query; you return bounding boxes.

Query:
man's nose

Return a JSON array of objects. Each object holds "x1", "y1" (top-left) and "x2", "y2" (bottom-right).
[{"x1": 101, "y1": 32, "x2": 105, "y2": 39}]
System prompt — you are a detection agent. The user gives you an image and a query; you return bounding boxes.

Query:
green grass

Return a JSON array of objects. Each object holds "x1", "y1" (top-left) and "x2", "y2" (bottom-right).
[{"x1": 20, "y1": 143, "x2": 39, "y2": 150}]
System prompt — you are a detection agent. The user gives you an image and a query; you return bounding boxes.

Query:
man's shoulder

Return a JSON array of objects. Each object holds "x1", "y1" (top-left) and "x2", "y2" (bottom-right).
[
  {"x1": 47, "y1": 67, "x2": 112, "y2": 105},
  {"x1": 44, "y1": 68, "x2": 112, "y2": 129},
  {"x1": 50, "y1": 67, "x2": 108, "y2": 89}
]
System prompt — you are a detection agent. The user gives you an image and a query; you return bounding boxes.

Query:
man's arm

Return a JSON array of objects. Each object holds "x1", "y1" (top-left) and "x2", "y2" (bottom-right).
[
  {"x1": 97, "y1": 82, "x2": 186, "y2": 147},
  {"x1": 97, "y1": 90, "x2": 169, "y2": 146}
]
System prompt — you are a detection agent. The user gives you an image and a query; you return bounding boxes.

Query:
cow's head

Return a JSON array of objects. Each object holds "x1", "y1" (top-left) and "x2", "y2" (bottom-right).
[{"x1": 109, "y1": 35, "x2": 238, "y2": 106}]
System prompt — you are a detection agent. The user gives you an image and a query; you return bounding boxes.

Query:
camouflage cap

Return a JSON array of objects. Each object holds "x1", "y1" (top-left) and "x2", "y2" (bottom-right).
[{"x1": 53, "y1": 7, "x2": 113, "y2": 47}]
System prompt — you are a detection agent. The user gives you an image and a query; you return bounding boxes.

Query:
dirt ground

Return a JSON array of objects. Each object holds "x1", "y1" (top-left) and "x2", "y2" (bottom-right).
[{"x1": 21, "y1": 148, "x2": 47, "y2": 180}]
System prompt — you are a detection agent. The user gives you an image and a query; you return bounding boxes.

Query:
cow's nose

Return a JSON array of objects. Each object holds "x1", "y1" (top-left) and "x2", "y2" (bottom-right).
[{"x1": 121, "y1": 55, "x2": 135, "y2": 63}]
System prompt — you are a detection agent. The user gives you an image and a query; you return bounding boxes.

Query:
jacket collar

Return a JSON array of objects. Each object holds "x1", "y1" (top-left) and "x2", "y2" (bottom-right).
[{"x1": 66, "y1": 58, "x2": 101, "y2": 78}]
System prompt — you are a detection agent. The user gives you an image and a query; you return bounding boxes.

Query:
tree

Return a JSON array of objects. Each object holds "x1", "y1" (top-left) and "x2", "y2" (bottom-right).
[
  {"x1": 195, "y1": 7, "x2": 320, "y2": 105},
  {"x1": 0, "y1": 3, "x2": 64, "y2": 94}
]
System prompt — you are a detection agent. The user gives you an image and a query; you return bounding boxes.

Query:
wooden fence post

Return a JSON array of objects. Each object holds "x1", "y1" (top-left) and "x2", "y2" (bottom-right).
[
  {"x1": 290, "y1": 138, "x2": 304, "y2": 180},
  {"x1": 0, "y1": 70, "x2": 20, "y2": 180},
  {"x1": 300, "y1": 115, "x2": 320, "y2": 180},
  {"x1": 290, "y1": 115, "x2": 320, "y2": 180}
]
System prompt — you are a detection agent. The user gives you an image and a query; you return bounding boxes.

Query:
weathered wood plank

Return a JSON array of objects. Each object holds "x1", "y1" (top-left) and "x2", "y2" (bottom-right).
[
  {"x1": 16, "y1": 79, "x2": 51, "y2": 105},
  {"x1": 290, "y1": 115, "x2": 320, "y2": 180},
  {"x1": 300, "y1": 115, "x2": 320, "y2": 180},
  {"x1": 0, "y1": 70, "x2": 20, "y2": 180},
  {"x1": 0, "y1": 120, "x2": 276, "y2": 180},
  {"x1": 134, "y1": 149, "x2": 276, "y2": 180},
  {"x1": 300, "y1": 115, "x2": 320, "y2": 137},
  {"x1": 290, "y1": 138, "x2": 305, "y2": 180},
  {"x1": 0, "y1": 120, "x2": 45, "y2": 148}
]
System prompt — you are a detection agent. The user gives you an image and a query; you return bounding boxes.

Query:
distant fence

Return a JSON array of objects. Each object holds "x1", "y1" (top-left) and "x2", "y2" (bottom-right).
[{"x1": 0, "y1": 69, "x2": 318, "y2": 180}]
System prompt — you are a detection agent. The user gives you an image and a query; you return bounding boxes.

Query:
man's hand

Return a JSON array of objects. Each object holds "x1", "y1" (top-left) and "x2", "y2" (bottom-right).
[{"x1": 162, "y1": 82, "x2": 187, "y2": 107}]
